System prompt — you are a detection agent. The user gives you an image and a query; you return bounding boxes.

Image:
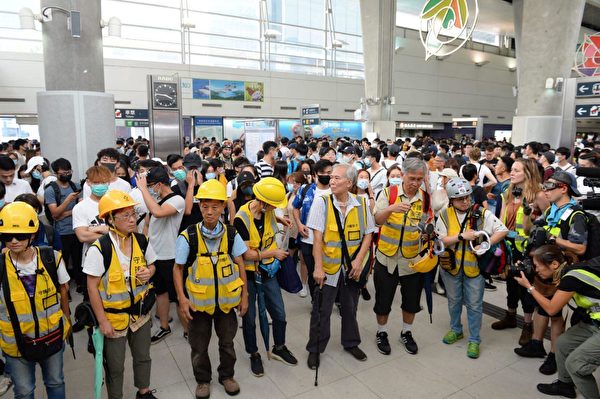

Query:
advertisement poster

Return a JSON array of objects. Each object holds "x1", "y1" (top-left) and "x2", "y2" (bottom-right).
[
  {"x1": 192, "y1": 79, "x2": 210, "y2": 99},
  {"x1": 210, "y1": 80, "x2": 244, "y2": 100},
  {"x1": 280, "y1": 120, "x2": 363, "y2": 140},
  {"x1": 244, "y1": 120, "x2": 276, "y2": 163},
  {"x1": 244, "y1": 82, "x2": 264, "y2": 102},
  {"x1": 223, "y1": 118, "x2": 246, "y2": 141},
  {"x1": 278, "y1": 119, "x2": 304, "y2": 139}
]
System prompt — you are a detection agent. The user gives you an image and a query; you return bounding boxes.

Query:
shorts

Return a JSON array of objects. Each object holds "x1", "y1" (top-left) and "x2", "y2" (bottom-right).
[
  {"x1": 152, "y1": 259, "x2": 178, "y2": 302},
  {"x1": 373, "y1": 259, "x2": 424, "y2": 315},
  {"x1": 288, "y1": 238, "x2": 298, "y2": 250},
  {"x1": 537, "y1": 296, "x2": 562, "y2": 318}
]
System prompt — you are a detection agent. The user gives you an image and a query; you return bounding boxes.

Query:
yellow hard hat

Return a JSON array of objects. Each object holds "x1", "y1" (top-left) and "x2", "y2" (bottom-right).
[
  {"x1": 409, "y1": 250, "x2": 439, "y2": 273},
  {"x1": 0, "y1": 202, "x2": 39, "y2": 233},
  {"x1": 98, "y1": 190, "x2": 139, "y2": 219},
  {"x1": 253, "y1": 177, "x2": 287, "y2": 208},
  {"x1": 195, "y1": 179, "x2": 227, "y2": 201}
]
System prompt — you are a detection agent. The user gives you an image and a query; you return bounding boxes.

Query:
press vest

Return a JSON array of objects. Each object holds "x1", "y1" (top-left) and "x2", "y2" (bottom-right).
[
  {"x1": 322, "y1": 194, "x2": 367, "y2": 275},
  {"x1": 564, "y1": 269, "x2": 600, "y2": 323},
  {"x1": 182, "y1": 224, "x2": 244, "y2": 315},
  {"x1": 235, "y1": 202, "x2": 278, "y2": 272},
  {"x1": 93, "y1": 234, "x2": 151, "y2": 331},
  {"x1": 0, "y1": 249, "x2": 69, "y2": 357},
  {"x1": 542, "y1": 203, "x2": 582, "y2": 240},
  {"x1": 439, "y1": 206, "x2": 482, "y2": 278},
  {"x1": 501, "y1": 193, "x2": 527, "y2": 253},
  {"x1": 378, "y1": 187, "x2": 429, "y2": 259}
]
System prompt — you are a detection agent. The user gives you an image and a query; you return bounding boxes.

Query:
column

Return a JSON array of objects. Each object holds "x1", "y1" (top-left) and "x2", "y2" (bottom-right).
[{"x1": 512, "y1": 0, "x2": 585, "y2": 147}]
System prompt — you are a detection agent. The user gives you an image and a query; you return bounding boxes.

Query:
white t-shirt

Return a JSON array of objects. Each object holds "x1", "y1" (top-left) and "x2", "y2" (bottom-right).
[
  {"x1": 460, "y1": 162, "x2": 491, "y2": 187},
  {"x1": 72, "y1": 196, "x2": 104, "y2": 263},
  {"x1": 83, "y1": 233, "x2": 158, "y2": 282},
  {"x1": 5, "y1": 178, "x2": 33, "y2": 203},
  {"x1": 10, "y1": 250, "x2": 70, "y2": 284},
  {"x1": 300, "y1": 187, "x2": 331, "y2": 245},
  {"x1": 148, "y1": 194, "x2": 185, "y2": 259},
  {"x1": 129, "y1": 187, "x2": 149, "y2": 234},
  {"x1": 368, "y1": 166, "x2": 387, "y2": 198},
  {"x1": 37, "y1": 175, "x2": 57, "y2": 200},
  {"x1": 381, "y1": 159, "x2": 397, "y2": 169},
  {"x1": 82, "y1": 178, "x2": 131, "y2": 199}
]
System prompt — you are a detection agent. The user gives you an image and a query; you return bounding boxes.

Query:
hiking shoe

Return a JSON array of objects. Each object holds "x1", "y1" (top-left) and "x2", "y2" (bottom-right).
[
  {"x1": 519, "y1": 322, "x2": 533, "y2": 347},
  {"x1": 195, "y1": 383, "x2": 210, "y2": 399},
  {"x1": 400, "y1": 331, "x2": 418, "y2": 355},
  {"x1": 307, "y1": 352, "x2": 319, "y2": 370},
  {"x1": 271, "y1": 345, "x2": 298, "y2": 365},
  {"x1": 539, "y1": 352, "x2": 557, "y2": 375},
  {"x1": 376, "y1": 331, "x2": 391, "y2": 355},
  {"x1": 536, "y1": 380, "x2": 576, "y2": 398},
  {"x1": 442, "y1": 331, "x2": 464, "y2": 345},
  {"x1": 344, "y1": 346, "x2": 367, "y2": 361},
  {"x1": 361, "y1": 287, "x2": 371, "y2": 301},
  {"x1": 467, "y1": 342, "x2": 480, "y2": 359},
  {"x1": 250, "y1": 353, "x2": 264, "y2": 377},
  {"x1": 484, "y1": 282, "x2": 497, "y2": 291},
  {"x1": 491, "y1": 311, "x2": 517, "y2": 330},
  {"x1": 514, "y1": 339, "x2": 546, "y2": 358},
  {"x1": 151, "y1": 327, "x2": 171, "y2": 344},
  {"x1": 136, "y1": 390, "x2": 158, "y2": 399},
  {"x1": 220, "y1": 378, "x2": 240, "y2": 396},
  {"x1": 0, "y1": 376, "x2": 13, "y2": 396}
]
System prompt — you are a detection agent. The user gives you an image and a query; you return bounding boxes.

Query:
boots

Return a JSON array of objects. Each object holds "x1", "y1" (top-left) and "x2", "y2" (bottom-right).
[
  {"x1": 491, "y1": 311, "x2": 517, "y2": 330},
  {"x1": 514, "y1": 339, "x2": 546, "y2": 358},
  {"x1": 519, "y1": 322, "x2": 533, "y2": 347}
]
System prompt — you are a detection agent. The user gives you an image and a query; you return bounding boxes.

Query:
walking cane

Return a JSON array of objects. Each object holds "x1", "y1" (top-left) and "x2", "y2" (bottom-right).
[{"x1": 314, "y1": 283, "x2": 324, "y2": 387}]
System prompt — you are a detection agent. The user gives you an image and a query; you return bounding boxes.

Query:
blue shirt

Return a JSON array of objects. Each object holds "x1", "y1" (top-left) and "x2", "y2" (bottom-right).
[
  {"x1": 292, "y1": 183, "x2": 317, "y2": 226},
  {"x1": 44, "y1": 182, "x2": 81, "y2": 235},
  {"x1": 175, "y1": 227, "x2": 248, "y2": 265}
]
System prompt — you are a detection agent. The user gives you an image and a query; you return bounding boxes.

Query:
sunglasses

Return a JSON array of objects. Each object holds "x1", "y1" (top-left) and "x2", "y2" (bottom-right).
[
  {"x1": 542, "y1": 182, "x2": 566, "y2": 191},
  {"x1": 0, "y1": 233, "x2": 31, "y2": 242}
]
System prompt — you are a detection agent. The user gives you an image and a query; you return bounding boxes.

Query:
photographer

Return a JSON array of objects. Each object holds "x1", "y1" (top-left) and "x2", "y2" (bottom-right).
[{"x1": 515, "y1": 246, "x2": 600, "y2": 399}]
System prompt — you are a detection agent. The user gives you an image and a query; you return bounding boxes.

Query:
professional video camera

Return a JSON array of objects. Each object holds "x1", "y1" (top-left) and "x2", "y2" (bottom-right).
[{"x1": 576, "y1": 167, "x2": 600, "y2": 211}]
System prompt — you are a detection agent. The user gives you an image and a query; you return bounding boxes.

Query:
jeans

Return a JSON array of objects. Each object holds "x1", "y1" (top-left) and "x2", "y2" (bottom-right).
[
  {"x1": 440, "y1": 270, "x2": 484, "y2": 344},
  {"x1": 242, "y1": 273, "x2": 287, "y2": 354},
  {"x1": 6, "y1": 345, "x2": 65, "y2": 399}
]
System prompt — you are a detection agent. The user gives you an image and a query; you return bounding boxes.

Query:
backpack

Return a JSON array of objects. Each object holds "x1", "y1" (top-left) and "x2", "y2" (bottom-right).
[
  {"x1": 44, "y1": 181, "x2": 78, "y2": 225},
  {"x1": 556, "y1": 205, "x2": 600, "y2": 260},
  {"x1": 0, "y1": 246, "x2": 58, "y2": 290},
  {"x1": 184, "y1": 224, "x2": 237, "y2": 269},
  {"x1": 98, "y1": 233, "x2": 149, "y2": 273}
]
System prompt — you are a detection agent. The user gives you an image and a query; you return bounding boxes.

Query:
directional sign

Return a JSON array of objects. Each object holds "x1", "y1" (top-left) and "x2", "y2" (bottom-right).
[
  {"x1": 302, "y1": 118, "x2": 320, "y2": 126},
  {"x1": 115, "y1": 109, "x2": 149, "y2": 119},
  {"x1": 301, "y1": 105, "x2": 320, "y2": 116},
  {"x1": 301, "y1": 104, "x2": 320, "y2": 126},
  {"x1": 575, "y1": 104, "x2": 600, "y2": 118},
  {"x1": 576, "y1": 82, "x2": 600, "y2": 98}
]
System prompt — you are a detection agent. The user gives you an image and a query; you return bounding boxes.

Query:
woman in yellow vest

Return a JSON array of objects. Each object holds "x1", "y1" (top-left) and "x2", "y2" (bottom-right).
[
  {"x1": 0, "y1": 202, "x2": 71, "y2": 399},
  {"x1": 436, "y1": 178, "x2": 508, "y2": 359},
  {"x1": 84, "y1": 190, "x2": 158, "y2": 399},
  {"x1": 173, "y1": 179, "x2": 248, "y2": 399},
  {"x1": 515, "y1": 245, "x2": 600, "y2": 399}
]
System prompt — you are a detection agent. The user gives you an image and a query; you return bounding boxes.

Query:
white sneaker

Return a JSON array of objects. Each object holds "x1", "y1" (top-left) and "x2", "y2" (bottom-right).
[
  {"x1": 0, "y1": 376, "x2": 13, "y2": 396},
  {"x1": 298, "y1": 286, "x2": 308, "y2": 298}
]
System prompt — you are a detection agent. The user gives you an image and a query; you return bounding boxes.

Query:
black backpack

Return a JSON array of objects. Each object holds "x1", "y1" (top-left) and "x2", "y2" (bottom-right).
[
  {"x1": 554, "y1": 205, "x2": 600, "y2": 260},
  {"x1": 98, "y1": 233, "x2": 149, "y2": 273},
  {"x1": 184, "y1": 224, "x2": 236, "y2": 269},
  {"x1": 44, "y1": 181, "x2": 78, "y2": 225}
]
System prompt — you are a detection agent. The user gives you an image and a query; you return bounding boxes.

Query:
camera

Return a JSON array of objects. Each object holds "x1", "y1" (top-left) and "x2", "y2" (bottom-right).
[
  {"x1": 526, "y1": 223, "x2": 549, "y2": 252},
  {"x1": 583, "y1": 178, "x2": 600, "y2": 188},
  {"x1": 509, "y1": 258, "x2": 534, "y2": 275}
]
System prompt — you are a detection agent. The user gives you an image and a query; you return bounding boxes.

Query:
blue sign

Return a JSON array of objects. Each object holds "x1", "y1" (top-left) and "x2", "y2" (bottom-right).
[
  {"x1": 576, "y1": 82, "x2": 600, "y2": 98},
  {"x1": 115, "y1": 109, "x2": 148, "y2": 120},
  {"x1": 194, "y1": 117, "x2": 223, "y2": 126},
  {"x1": 279, "y1": 119, "x2": 362, "y2": 140}
]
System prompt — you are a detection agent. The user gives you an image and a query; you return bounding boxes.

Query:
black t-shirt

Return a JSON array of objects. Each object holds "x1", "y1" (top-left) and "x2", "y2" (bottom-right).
[
  {"x1": 172, "y1": 182, "x2": 202, "y2": 233},
  {"x1": 558, "y1": 268, "x2": 600, "y2": 323},
  {"x1": 233, "y1": 215, "x2": 264, "y2": 242},
  {"x1": 471, "y1": 185, "x2": 487, "y2": 206}
]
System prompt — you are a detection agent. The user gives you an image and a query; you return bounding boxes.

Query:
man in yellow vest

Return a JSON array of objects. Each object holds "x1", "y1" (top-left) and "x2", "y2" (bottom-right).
[
  {"x1": 436, "y1": 178, "x2": 507, "y2": 359},
  {"x1": 84, "y1": 190, "x2": 158, "y2": 399},
  {"x1": 173, "y1": 180, "x2": 248, "y2": 399},
  {"x1": 372, "y1": 158, "x2": 433, "y2": 356},
  {"x1": 306, "y1": 163, "x2": 375, "y2": 368},
  {"x1": 0, "y1": 202, "x2": 71, "y2": 399}
]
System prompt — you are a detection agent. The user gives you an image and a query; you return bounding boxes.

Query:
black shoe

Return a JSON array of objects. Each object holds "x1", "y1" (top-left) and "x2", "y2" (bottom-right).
[
  {"x1": 484, "y1": 282, "x2": 497, "y2": 291},
  {"x1": 344, "y1": 346, "x2": 367, "y2": 361},
  {"x1": 539, "y1": 352, "x2": 557, "y2": 375},
  {"x1": 250, "y1": 353, "x2": 264, "y2": 377},
  {"x1": 151, "y1": 327, "x2": 172, "y2": 344},
  {"x1": 76, "y1": 285, "x2": 84, "y2": 294},
  {"x1": 400, "y1": 331, "x2": 418, "y2": 355},
  {"x1": 136, "y1": 390, "x2": 158, "y2": 399},
  {"x1": 514, "y1": 339, "x2": 546, "y2": 358},
  {"x1": 491, "y1": 311, "x2": 517, "y2": 330},
  {"x1": 271, "y1": 345, "x2": 298, "y2": 366},
  {"x1": 376, "y1": 331, "x2": 391, "y2": 355},
  {"x1": 361, "y1": 287, "x2": 371, "y2": 301},
  {"x1": 536, "y1": 380, "x2": 576, "y2": 398},
  {"x1": 307, "y1": 352, "x2": 319, "y2": 370}
]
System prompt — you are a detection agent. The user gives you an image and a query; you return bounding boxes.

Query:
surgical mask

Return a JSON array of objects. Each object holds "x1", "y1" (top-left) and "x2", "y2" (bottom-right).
[
  {"x1": 101, "y1": 162, "x2": 116, "y2": 173},
  {"x1": 173, "y1": 169, "x2": 186, "y2": 181},
  {"x1": 148, "y1": 187, "x2": 159, "y2": 199},
  {"x1": 357, "y1": 179, "x2": 369, "y2": 190},
  {"x1": 0, "y1": 199, "x2": 5, "y2": 209},
  {"x1": 287, "y1": 183, "x2": 294, "y2": 192},
  {"x1": 317, "y1": 175, "x2": 331, "y2": 185},
  {"x1": 342, "y1": 155, "x2": 352, "y2": 163},
  {"x1": 58, "y1": 173, "x2": 72, "y2": 183},
  {"x1": 31, "y1": 170, "x2": 42, "y2": 180},
  {"x1": 12, "y1": 159, "x2": 17, "y2": 166},
  {"x1": 389, "y1": 177, "x2": 402, "y2": 186},
  {"x1": 364, "y1": 158, "x2": 372, "y2": 168},
  {"x1": 297, "y1": 155, "x2": 306, "y2": 161},
  {"x1": 205, "y1": 172, "x2": 216, "y2": 180},
  {"x1": 242, "y1": 186, "x2": 253, "y2": 196},
  {"x1": 91, "y1": 183, "x2": 109, "y2": 197}
]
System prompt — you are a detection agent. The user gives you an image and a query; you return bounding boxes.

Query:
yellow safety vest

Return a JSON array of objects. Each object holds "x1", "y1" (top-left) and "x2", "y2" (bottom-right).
[
  {"x1": 542, "y1": 204, "x2": 583, "y2": 240},
  {"x1": 501, "y1": 193, "x2": 527, "y2": 253},
  {"x1": 564, "y1": 269, "x2": 600, "y2": 322},
  {"x1": 378, "y1": 187, "x2": 429, "y2": 259},
  {"x1": 93, "y1": 234, "x2": 151, "y2": 331},
  {"x1": 182, "y1": 224, "x2": 244, "y2": 315},
  {"x1": 0, "y1": 249, "x2": 69, "y2": 358},
  {"x1": 439, "y1": 206, "x2": 482, "y2": 278},
  {"x1": 235, "y1": 202, "x2": 278, "y2": 272},
  {"x1": 322, "y1": 194, "x2": 367, "y2": 275}
]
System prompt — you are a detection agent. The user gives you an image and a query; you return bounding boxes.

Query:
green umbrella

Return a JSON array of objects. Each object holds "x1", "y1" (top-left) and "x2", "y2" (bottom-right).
[{"x1": 92, "y1": 327, "x2": 104, "y2": 399}]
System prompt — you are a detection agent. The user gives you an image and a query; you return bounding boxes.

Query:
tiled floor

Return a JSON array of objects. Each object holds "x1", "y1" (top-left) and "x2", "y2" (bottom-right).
[{"x1": 9, "y1": 277, "x2": 599, "y2": 398}]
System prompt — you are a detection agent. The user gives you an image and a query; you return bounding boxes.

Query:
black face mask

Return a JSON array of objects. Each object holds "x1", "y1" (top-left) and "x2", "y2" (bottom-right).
[
  {"x1": 317, "y1": 175, "x2": 331, "y2": 185},
  {"x1": 58, "y1": 173, "x2": 72, "y2": 183},
  {"x1": 101, "y1": 162, "x2": 116, "y2": 173}
]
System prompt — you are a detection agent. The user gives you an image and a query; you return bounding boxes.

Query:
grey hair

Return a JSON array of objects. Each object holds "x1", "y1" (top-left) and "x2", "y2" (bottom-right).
[
  {"x1": 402, "y1": 157, "x2": 428, "y2": 175},
  {"x1": 333, "y1": 163, "x2": 357, "y2": 185}
]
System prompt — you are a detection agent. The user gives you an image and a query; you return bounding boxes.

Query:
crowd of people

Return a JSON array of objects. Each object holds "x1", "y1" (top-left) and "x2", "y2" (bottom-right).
[{"x1": 0, "y1": 133, "x2": 599, "y2": 399}]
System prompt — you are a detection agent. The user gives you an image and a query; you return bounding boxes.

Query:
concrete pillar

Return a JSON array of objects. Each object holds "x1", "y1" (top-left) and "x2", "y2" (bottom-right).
[
  {"x1": 37, "y1": 0, "x2": 114, "y2": 178},
  {"x1": 512, "y1": 0, "x2": 585, "y2": 146},
  {"x1": 359, "y1": 0, "x2": 396, "y2": 140}
]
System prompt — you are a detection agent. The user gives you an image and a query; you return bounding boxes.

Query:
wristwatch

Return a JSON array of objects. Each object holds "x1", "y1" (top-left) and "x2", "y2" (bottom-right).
[
  {"x1": 458, "y1": 233, "x2": 464, "y2": 241},
  {"x1": 527, "y1": 286, "x2": 536, "y2": 294}
]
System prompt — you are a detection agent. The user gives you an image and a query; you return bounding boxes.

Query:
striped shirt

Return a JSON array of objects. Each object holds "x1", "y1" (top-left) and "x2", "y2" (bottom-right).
[{"x1": 255, "y1": 160, "x2": 274, "y2": 178}]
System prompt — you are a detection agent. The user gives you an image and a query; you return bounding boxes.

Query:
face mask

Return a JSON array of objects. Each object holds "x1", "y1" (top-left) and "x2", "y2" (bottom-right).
[
  {"x1": 317, "y1": 175, "x2": 331, "y2": 185},
  {"x1": 389, "y1": 177, "x2": 402, "y2": 186},
  {"x1": 148, "y1": 186, "x2": 160, "y2": 199},
  {"x1": 242, "y1": 186, "x2": 253, "y2": 196},
  {"x1": 0, "y1": 199, "x2": 5, "y2": 209},
  {"x1": 173, "y1": 169, "x2": 186, "y2": 181},
  {"x1": 12, "y1": 159, "x2": 17, "y2": 166},
  {"x1": 342, "y1": 155, "x2": 352, "y2": 163},
  {"x1": 31, "y1": 171, "x2": 42, "y2": 180},
  {"x1": 58, "y1": 173, "x2": 72, "y2": 183},
  {"x1": 91, "y1": 183, "x2": 109, "y2": 197},
  {"x1": 364, "y1": 158, "x2": 372, "y2": 168},
  {"x1": 297, "y1": 155, "x2": 306, "y2": 161},
  {"x1": 101, "y1": 162, "x2": 116, "y2": 173},
  {"x1": 286, "y1": 183, "x2": 294, "y2": 192},
  {"x1": 357, "y1": 179, "x2": 369, "y2": 190},
  {"x1": 336, "y1": 153, "x2": 342, "y2": 161},
  {"x1": 205, "y1": 172, "x2": 216, "y2": 180}
]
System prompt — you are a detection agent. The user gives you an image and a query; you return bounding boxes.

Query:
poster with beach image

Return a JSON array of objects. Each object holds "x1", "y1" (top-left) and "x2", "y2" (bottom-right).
[
  {"x1": 210, "y1": 80, "x2": 245, "y2": 100},
  {"x1": 192, "y1": 79, "x2": 210, "y2": 99},
  {"x1": 244, "y1": 81, "x2": 264, "y2": 102}
]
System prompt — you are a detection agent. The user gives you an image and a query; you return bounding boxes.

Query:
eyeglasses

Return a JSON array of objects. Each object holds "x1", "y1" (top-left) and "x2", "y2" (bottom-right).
[
  {"x1": 113, "y1": 212, "x2": 137, "y2": 221},
  {"x1": 0, "y1": 233, "x2": 31, "y2": 242},
  {"x1": 454, "y1": 196, "x2": 471, "y2": 203},
  {"x1": 542, "y1": 182, "x2": 566, "y2": 191}
]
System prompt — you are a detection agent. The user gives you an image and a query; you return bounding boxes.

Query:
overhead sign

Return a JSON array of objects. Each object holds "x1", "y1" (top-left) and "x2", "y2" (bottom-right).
[
  {"x1": 302, "y1": 118, "x2": 320, "y2": 126},
  {"x1": 125, "y1": 120, "x2": 149, "y2": 127},
  {"x1": 194, "y1": 117, "x2": 223, "y2": 126},
  {"x1": 114, "y1": 109, "x2": 148, "y2": 119},
  {"x1": 575, "y1": 104, "x2": 600, "y2": 118},
  {"x1": 576, "y1": 82, "x2": 600, "y2": 97},
  {"x1": 301, "y1": 104, "x2": 320, "y2": 126}
]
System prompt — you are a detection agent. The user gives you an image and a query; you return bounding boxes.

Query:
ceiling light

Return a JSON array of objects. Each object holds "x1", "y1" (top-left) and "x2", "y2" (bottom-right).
[
  {"x1": 264, "y1": 29, "x2": 281, "y2": 39},
  {"x1": 181, "y1": 16, "x2": 195, "y2": 29},
  {"x1": 475, "y1": 60, "x2": 490, "y2": 67},
  {"x1": 508, "y1": 66, "x2": 517, "y2": 72},
  {"x1": 19, "y1": 7, "x2": 42, "y2": 29},
  {"x1": 101, "y1": 16, "x2": 122, "y2": 37},
  {"x1": 545, "y1": 78, "x2": 554, "y2": 89}
]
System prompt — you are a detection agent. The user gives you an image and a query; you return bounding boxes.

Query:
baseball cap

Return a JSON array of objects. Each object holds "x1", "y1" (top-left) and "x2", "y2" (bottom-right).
[
  {"x1": 438, "y1": 168, "x2": 458, "y2": 178},
  {"x1": 25, "y1": 156, "x2": 46, "y2": 174},
  {"x1": 341, "y1": 146, "x2": 356, "y2": 155},
  {"x1": 542, "y1": 151, "x2": 555, "y2": 165},
  {"x1": 551, "y1": 170, "x2": 580, "y2": 197},
  {"x1": 237, "y1": 171, "x2": 255, "y2": 186}
]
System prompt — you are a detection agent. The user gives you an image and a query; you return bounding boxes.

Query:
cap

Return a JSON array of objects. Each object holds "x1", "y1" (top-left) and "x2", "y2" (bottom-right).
[
  {"x1": 146, "y1": 166, "x2": 170, "y2": 185},
  {"x1": 237, "y1": 171, "x2": 255, "y2": 186},
  {"x1": 183, "y1": 153, "x2": 202, "y2": 169},
  {"x1": 289, "y1": 143, "x2": 298, "y2": 150},
  {"x1": 542, "y1": 151, "x2": 555, "y2": 165},
  {"x1": 341, "y1": 146, "x2": 356, "y2": 155},
  {"x1": 438, "y1": 168, "x2": 458, "y2": 178},
  {"x1": 25, "y1": 156, "x2": 45, "y2": 174},
  {"x1": 151, "y1": 157, "x2": 167, "y2": 166},
  {"x1": 551, "y1": 170, "x2": 581, "y2": 197}
]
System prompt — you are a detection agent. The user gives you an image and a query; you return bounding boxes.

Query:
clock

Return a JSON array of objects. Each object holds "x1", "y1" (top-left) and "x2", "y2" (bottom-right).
[{"x1": 153, "y1": 82, "x2": 178, "y2": 109}]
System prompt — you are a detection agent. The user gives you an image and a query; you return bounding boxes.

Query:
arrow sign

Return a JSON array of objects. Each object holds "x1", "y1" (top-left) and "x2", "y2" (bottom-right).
[
  {"x1": 577, "y1": 107, "x2": 587, "y2": 116},
  {"x1": 574, "y1": 104, "x2": 600, "y2": 118},
  {"x1": 576, "y1": 82, "x2": 600, "y2": 97}
]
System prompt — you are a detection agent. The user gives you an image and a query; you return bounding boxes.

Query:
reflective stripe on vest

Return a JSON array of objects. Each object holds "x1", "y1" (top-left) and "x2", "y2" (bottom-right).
[
  {"x1": 184, "y1": 224, "x2": 243, "y2": 315},
  {"x1": 565, "y1": 269, "x2": 600, "y2": 321},
  {"x1": 501, "y1": 193, "x2": 527, "y2": 253},
  {"x1": 235, "y1": 202, "x2": 278, "y2": 272},
  {"x1": 440, "y1": 206, "x2": 480, "y2": 278},
  {"x1": 0, "y1": 248, "x2": 69, "y2": 358},
  {"x1": 322, "y1": 195, "x2": 366, "y2": 275},
  {"x1": 95, "y1": 234, "x2": 151, "y2": 331}
]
